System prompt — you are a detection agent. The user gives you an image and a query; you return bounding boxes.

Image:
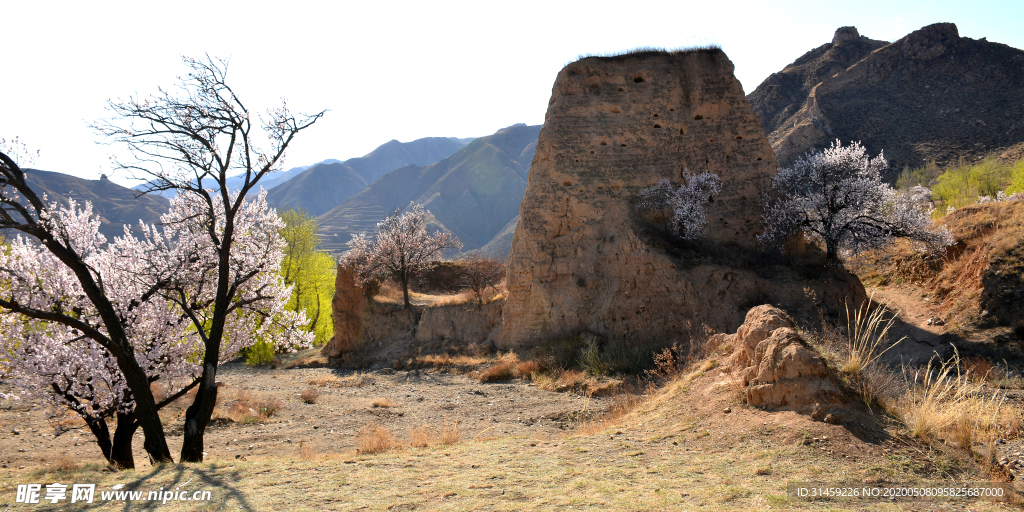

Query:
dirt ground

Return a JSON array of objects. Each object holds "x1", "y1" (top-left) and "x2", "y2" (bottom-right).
[{"x1": 0, "y1": 360, "x2": 610, "y2": 472}]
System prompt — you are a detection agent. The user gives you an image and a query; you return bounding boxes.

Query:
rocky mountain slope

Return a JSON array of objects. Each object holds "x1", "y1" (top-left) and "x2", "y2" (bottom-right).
[
  {"x1": 21, "y1": 170, "x2": 169, "y2": 241},
  {"x1": 748, "y1": 23, "x2": 1024, "y2": 177},
  {"x1": 267, "y1": 137, "x2": 470, "y2": 217},
  {"x1": 317, "y1": 124, "x2": 540, "y2": 256}
]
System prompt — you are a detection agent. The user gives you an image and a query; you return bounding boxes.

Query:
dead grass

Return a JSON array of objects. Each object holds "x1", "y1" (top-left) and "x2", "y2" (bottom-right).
[
  {"x1": 229, "y1": 388, "x2": 283, "y2": 423},
  {"x1": 49, "y1": 453, "x2": 80, "y2": 472},
  {"x1": 409, "y1": 417, "x2": 462, "y2": 447},
  {"x1": 297, "y1": 441, "x2": 319, "y2": 460},
  {"x1": 307, "y1": 374, "x2": 341, "y2": 387},
  {"x1": 355, "y1": 424, "x2": 401, "y2": 454},
  {"x1": 299, "y1": 387, "x2": 319, "y2": 404},
  {"x1": 373, "y1": 280, "x2": 507, "y2": 307},
  {"x1": 338, "y1": 373, "x2": 374, "y2": 387},
  {"x1": 415, "y1": 353, "x2": 489, "y2": 373},
  {"x1": 371, "y1": 398, "x2": 395, "y2": 408},
  {"x1": 475, "y1": 351, "x2": 522, "y2": 382}
]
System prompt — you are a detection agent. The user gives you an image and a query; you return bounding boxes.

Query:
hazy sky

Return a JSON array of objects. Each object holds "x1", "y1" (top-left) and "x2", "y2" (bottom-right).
[{"x1": 4, "y1": 0, "x2": 1022, "y2": 187}]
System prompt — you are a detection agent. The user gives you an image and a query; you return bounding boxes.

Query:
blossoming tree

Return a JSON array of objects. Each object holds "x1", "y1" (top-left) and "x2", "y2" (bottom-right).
[
  {"x1": 0, "y1": 191, "x2": 311, "y2": 468},
  {"x1": 758, "y1": 140, "x2": 953, "y2": 267},
  {"x1": 342, "y1": 203, "x2": 462, "y2": 309},
  {"x1": 636, "y1": 170, "x2": 723, "y2": 240},
  {"x1": 1, "y1": 54, "x2": 323, "y2": 464}
]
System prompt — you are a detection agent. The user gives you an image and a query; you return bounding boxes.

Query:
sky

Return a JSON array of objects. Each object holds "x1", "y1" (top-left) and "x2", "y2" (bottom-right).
[{"x1": 4, "y1": 0, "x2": 1022, "y2": 187}]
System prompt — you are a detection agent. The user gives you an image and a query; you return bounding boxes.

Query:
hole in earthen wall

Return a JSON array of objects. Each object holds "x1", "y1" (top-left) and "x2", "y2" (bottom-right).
[
  {"x1": 634, "y1": 76, "x2": 644, "y2": 83},
  {"x1": 653, "y1": 124, "x2": 661, "y2": 128},
  {"x1": 563, "y1": 181, "x2": 572, "y2": 186},
  {"x1": 693, "y1": 114, "x2": 703, "y2": 120},
  {"x1": 756, "y1": 157, "x2": 762, "y2": 161},
  {"x1": 620, "y1": 143, "x2": 627, "y2": 147},
  {"x1": 736, "y1": 135, "x2": 743, "y2": 139},
  {"x1": 600, "y1": 141, "x2": 607, "y2": 146},
  {"x1": 679, "y1": 127, "x2": 685, "y2": 135},
  {"x1": 653, "y1": 113, "x2": 659, "y2": 118},
  {"x1": 618, "y1": 87, "x2": 625, "y2": 91}
]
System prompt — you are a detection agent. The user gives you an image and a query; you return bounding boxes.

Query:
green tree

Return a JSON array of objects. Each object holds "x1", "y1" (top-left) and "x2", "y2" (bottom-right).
[{"x1": 279, "y1": 209, "x2": 335, "y2": 346}]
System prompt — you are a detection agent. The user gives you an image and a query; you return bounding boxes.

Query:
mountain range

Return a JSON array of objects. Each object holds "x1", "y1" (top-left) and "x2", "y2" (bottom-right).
[
  {"x1": 747, "y1": 23, "x2": 1024, "y2": 177},
  {"x1": 21, "y1": 170, "x2": 169, "y2": 241},
  {"x1": 317, "y1": 124, "x2": 541, "y2": 257},
  {"x1": 267, "y1": 137, "x2": 470, "y2": 217}
]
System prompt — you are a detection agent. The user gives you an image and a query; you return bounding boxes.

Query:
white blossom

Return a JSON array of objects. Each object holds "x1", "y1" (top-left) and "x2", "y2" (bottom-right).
[
  {"x1": 637, "y1": 170, "x2": 722, "y2": 240},
  {"x1": 341, "y1": 203, "x2": 461, "y2": 308},
  {"x1": 0, "y1": 191, "x2": 311, "y2": 427},
  {"x1": 759, "y1": 140, "x2": 953, "y2": 265}
]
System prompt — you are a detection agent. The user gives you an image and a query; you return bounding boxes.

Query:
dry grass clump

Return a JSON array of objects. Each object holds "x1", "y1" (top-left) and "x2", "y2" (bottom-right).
[
  {"x1": 475, "y1": 352, "x2": 523, "y2": 382},
  {"x1": 229, "y1": 388, "x2": 283, "y2": 423},
  {"x1": 416, "y1": 353, "x2": 489, "y2": 374},
  {"x1": 299, "y1": 387, "x2": 319, "y2": 404},
  {"x1": 307, "y1": 374, "x2": 342, "y2": 387},
  {"x1": 50, "y1": 453, "x2": 80, "y2": 472},
  {"x1": 298, "y1": 441, "x2": 319, "y2": 460},
  {"x1": 355, "y1": 424, "x2": 401, "y2": 454},
  {"x1": 371, "y1": 398, "x2": 395, "y2": 408},
  {"x1": 409, "y1": 418, "x2": 462, "y2": 447},
  {"x1": 338, "y1": 373, "x2": 374, "y2": 388},
  {"x1": 842, "y1": 297, "x2": 904, "y2": 378},
  {"x1": 895, "y1": 351, "x2": 1012, "y2": 456}
]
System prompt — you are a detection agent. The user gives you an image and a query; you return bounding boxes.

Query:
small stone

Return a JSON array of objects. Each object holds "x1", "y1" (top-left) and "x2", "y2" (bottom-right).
[
  {"x1": 248, "y1": 445, "x2": 254, "y2": 450},
  {"x1": 823, "y1": 414, "x2": 838, "y2": 424},
  {"x1": 723, "y1": 407, "x2": 731, "y2": 413}
]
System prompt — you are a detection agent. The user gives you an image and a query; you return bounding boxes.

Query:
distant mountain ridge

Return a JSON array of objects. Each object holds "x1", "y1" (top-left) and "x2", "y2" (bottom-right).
[
  {"x1": 747, "y1": 23, "x2": 1024, "y2": 177},
  {"x1": 266, "y1": 137, "x2": 471, "y2": 217},
  {"x1": 21, "y1": 170, "x2": 169, "y2": 241},
  {"x1": 317, "y1": 124, "x2": 541, "y2": 258}
]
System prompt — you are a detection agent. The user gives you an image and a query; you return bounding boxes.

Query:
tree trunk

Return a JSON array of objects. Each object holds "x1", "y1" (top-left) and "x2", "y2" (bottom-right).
[
  {"x1": 401, "y1": 270, "x2": 411, "y2": 309},
  {"x1": 825, "y1": 242, "x2": 840, "y2": 269},
  {"x1": 83, "y1": 415, "x2": 114, "y2": 465},
  {"x1": 109, "y1": 411, "x2": 139, "y2": 469},
  {"x1": 119, "y1": 359, "x2": 174, "y2": 464},
  {"x1": 180, "y1": 363, "x2": 218, "y2": 462}
]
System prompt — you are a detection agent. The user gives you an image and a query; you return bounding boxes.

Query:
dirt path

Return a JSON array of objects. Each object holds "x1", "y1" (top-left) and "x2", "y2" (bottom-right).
[{"x1": 864, "y1": 284, "x2": 958, "y2": 366}]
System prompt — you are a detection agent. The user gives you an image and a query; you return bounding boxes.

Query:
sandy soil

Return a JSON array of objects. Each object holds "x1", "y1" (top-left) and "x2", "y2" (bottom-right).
[{"x1": 0, "y1": 362, "x2": 612, "y2": 471}]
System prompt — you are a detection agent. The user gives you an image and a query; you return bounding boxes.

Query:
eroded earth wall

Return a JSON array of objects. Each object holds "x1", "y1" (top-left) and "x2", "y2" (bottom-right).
[{"x1": 498, "y1": 49, "x2": 860, "y2": 349}]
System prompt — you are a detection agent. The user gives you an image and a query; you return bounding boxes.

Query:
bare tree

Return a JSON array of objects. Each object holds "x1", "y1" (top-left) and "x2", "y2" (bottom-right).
[
  {"x1": 91, "y1": 54, "x2": 325, "y2": 462},
  {"x1": 459, "y1": 252, "x2": 505, "y2": 306},
  {"x1": 759, "y1": 140, "x2": 953, "y2": 267},
  {"x1": 342, "y1": 203, "x2": 462, "y2": 309}
]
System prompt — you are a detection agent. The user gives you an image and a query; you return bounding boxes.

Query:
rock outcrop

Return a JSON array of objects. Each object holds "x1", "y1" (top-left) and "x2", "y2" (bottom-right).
[
  {"x1": 749, "y1": 23, "x2": 1024, "y2": 175},
  {"x1": 498, "y1": 48, "x2": 863, "y2": 349},
  {"x1": 714, "y1": 305, "x2": 847, "y2": 419}
]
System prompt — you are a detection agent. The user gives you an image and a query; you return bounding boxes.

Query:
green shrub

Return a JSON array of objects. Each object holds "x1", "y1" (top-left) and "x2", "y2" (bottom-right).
[
  {"x1": 243, "y1": 339, "x2": 276, "y2": 366},
  {"x1": 896, "y1": 160, "x2": 943, "y2": 190},
  {"x1": 932, "y1": 157, "x2": 1013, "y2": 212},
  {"x1": 1006, "y1": 159, "x2": 1024, "y2": 195}
]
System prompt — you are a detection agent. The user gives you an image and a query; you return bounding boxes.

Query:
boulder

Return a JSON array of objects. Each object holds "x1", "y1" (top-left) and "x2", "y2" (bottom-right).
[{"x1": 717, "y1": 305, "x2": 847, "y2": 418}]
